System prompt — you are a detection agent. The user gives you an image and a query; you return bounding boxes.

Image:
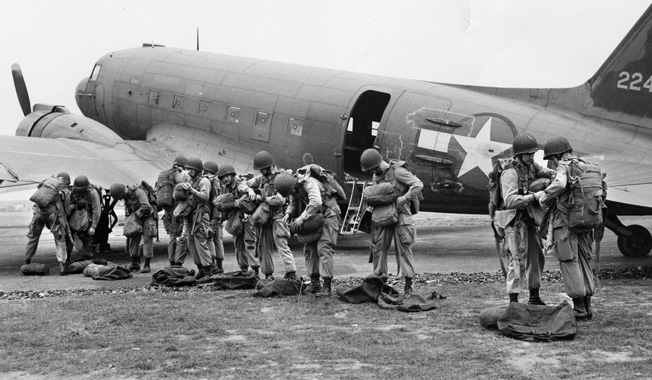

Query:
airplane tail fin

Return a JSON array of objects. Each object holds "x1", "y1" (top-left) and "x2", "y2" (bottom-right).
[{"x1": 588, "y1": 5, "x2": 652, "y2": 119}]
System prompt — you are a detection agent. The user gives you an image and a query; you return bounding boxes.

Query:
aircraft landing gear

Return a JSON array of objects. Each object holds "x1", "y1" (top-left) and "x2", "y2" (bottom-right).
[
  {"x1": 605, "y1": 215, "x2": 652, "y2": 257},
  {"x1": 617, "y1": 224, "x2": 652, "y2": 257}
]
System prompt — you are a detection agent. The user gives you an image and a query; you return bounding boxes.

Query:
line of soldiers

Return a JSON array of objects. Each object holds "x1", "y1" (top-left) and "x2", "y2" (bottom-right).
[
  {"x1": 24, "y1": 174, "x2": 103, "y2": 275},
  {"x1": 492, "y1": 134, "x2": 606, "y2": 321},
  {"x1": 24, "y1": 148, "x2": 424, "y2": 299}
]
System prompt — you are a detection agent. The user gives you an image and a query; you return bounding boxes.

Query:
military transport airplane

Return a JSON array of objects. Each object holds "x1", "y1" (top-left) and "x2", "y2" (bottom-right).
[{"x1": 2, "y1": 5, "x2": 652, "y2": 257}]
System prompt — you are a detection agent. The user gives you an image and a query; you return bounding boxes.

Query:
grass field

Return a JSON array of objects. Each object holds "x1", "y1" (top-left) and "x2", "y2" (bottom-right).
[{"x1": 1, "y1": 273, "x2": 651, "y2": 380}]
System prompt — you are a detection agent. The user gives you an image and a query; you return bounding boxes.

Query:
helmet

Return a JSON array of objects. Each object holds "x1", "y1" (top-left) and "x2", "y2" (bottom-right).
[
  {"x1": 173, "y1": 155, "x2": 188, "y2": 167},
  {"x1": 253, "y1": 151, "x2": 275, "y2": 170},
  {"x1": 56, "y1": 172, "x2": 70, "y2": 186},
  {"x1": 203, "y1": 160, "x2": 219, "y2": 175},
  {"x1": 275, "y1": 173, "x2": 296, "y2": 197},
  {"x1": 109, "y1": 183, "x2": 126, "y2": 200},
  {"x1": 512, "y1": 133, "x2": 539, "y2": 156},
  {"x1": 185, "y1": 157, "x2": 203, "y2": 172},
  {"x1": 217, "y1": 164, "x2": 236, "y2": 178},
  {"x1": 360, "y1": 149, "x2": 383, "y2": 172},
  {"x1": 73, "y1": 175, "x2": 90, "y2": 189},
  {"x1": 543, "y1": 137, "x2": 573, "y2": 159}
]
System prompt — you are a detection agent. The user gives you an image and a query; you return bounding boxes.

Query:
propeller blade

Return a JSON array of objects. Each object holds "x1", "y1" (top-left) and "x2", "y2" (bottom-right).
[{"x1": 11, "y1": 63, "x2": 31, "y2": 116}]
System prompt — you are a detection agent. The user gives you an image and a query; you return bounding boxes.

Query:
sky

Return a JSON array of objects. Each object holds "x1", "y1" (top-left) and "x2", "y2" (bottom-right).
[{"x1": 1, "y1": 0, "x2": 650, "y2": 138}]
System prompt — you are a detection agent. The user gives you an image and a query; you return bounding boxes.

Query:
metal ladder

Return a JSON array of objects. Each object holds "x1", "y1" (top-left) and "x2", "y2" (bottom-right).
[{"x1": 340, "y1": 180, "x2": 371, "y2": 234}]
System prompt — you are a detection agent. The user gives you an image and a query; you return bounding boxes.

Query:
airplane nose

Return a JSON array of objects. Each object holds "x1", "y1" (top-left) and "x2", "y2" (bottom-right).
[{"x1": 75, "y1": 77, "x2": 92, "y2": 116}]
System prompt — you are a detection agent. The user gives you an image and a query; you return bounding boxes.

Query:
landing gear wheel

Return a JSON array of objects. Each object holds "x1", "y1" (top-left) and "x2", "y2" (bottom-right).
[{"x1": 617, "y1": 224, "x2": 652, "y2": 257}]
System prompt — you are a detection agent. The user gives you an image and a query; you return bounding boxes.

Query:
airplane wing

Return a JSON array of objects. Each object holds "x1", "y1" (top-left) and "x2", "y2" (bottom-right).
[
  {"x1": 597, "y1": 157, "x2": 652, "y2": 210},
  {"x1": 0, "y1": 135, "x2": 172, "y2": 190},
  {"x1": 0, "y1": 123, "x2": 259, "y2": 192}
]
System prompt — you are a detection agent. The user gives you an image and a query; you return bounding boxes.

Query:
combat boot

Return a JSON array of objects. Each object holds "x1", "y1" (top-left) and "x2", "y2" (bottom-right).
[
  {"x1": 509, "y1": 293, "x2": 519, "y2": 303},
  {"x1": 316, "y1": 277, "x2": 332, "y2": 297},
  {"x1": 24, "y1": 258, "x2": 31, "y2": 265},
  {"x1": 141, "y1": 258, "x2": 151, "y2": 273},
  {"x1": 403, "y1": 277, "x2": 413, "y2": 299},
  {"x1": 195, "y1": 265, "x2": 207, "y2": 280},
  {"x1": 572, "y1": 297, "x2": 588, "y2": 320},
  {"x1": 215, "y1": 259, "x2": 224, "y2": 274},
  {"x1": 58, "y1": 262, "x2": 68, "y2": 276},
  {"x1": 528, "y1": 288, "x2": 546, "y2": 306},
  {"x1": 128, "y1": 257, "x2": 141, "y2": 272},
  {"x1": 209, "y1": 262, "x2": 218, "y2": 276},
  {"x1": 584, "y1": 295, "x2": 593, "y2": 320},
  {"x1": 307, "y1": 275, "x2": 322, "y2": 294}
]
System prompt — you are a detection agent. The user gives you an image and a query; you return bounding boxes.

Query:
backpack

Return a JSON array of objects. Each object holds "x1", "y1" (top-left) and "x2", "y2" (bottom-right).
[
  {"x1": 156, "y1": 168, "x2": 175, "y2": 210},
  {"x1": 297, "y1": 164, "x2": 346, "y2": 201},
  {"x1": 140, "y1": 180, "x2": 157, "y2": 208},
  {"x1": 30, "y1": 177, "x2": 64, "y2": 208},
  {"x1": 488, "y1": 159, "x2": 511, "y2": 219},
  {"x1": 563, "y1": 158, "x2": 606, "y2": 232}
]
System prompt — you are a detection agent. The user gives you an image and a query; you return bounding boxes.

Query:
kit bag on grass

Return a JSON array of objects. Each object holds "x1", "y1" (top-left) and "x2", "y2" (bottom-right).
[
  {"x1": 225, "y1": 209, "x2": 244, "y2": 236},
  {"x1": 364, "y1": 182, "x2": 397, "y2": 206},
  {"x1": 496, "y1": 302, "x2": 576, "y2": 342},
  {"x1": 69, "y1": 209, "x2": 90, "y2": 232},
  {"x1": 251, "y1": 202, "x2": 271, "y2": 227},
  {"x1": 371, "y1": 202, "x2": 398, "y2": 227},
  {"x1": 566, "y1": 158, "x2": 606, "y2": 232},
  {"x1": 29, "y1": 177, "x2": 63, "y2": 208},
  {"x1": 20, "y1": 263, "x2": 50, "y2": 276},
  {"x1": 123, "y1": 214, "x2": 143, "y2": 238}
]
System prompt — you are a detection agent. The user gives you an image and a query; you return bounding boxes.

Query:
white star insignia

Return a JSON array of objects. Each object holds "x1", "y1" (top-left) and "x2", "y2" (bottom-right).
[{"x1": 453, "y1": 117, "x2": 512, "y2": 177}]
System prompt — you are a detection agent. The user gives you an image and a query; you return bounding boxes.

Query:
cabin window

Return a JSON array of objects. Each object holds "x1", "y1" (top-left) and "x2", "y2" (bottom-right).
[
  {"x1": 90, "y1": 65, "x2": 101, "y2": 82},
  {"x1": 227, "y1": 106, "x2": 240, "y2": 123}
]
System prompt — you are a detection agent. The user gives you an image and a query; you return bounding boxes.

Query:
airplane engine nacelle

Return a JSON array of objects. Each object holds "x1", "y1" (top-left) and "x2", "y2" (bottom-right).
[{"x1": 16, "y1": 104, "x2": 124, "y2": 147}]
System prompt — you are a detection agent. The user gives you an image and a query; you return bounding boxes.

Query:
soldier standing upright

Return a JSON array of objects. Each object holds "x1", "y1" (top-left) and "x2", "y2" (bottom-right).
[
  {"x1": 496, "y1": 133, "x2": 554, "y2": 304},
  {"x1": 217, "y1": 164, "x2": 260, "y2": 274},
  {"x1": 246, "y1": 151, "x2": 297, "y2": 280},
  {"x1": 69, "y1": 175, "x2": 102, "y2": 260},
  {"x1": 539, "y1": 137, "x2": 606, "y2": 320},
  {"x1": 161, "y1": 155, "x2": 191, "y2": 267},
  {"x1": 110, "y1": 182, "x2": 158, "y2": 273},
  {"x1": 181, "y1": 157, "x2": 215, "y2": 279},
  {"x1": 203, "y1": 160, "x2": 225, "y2": 275}
]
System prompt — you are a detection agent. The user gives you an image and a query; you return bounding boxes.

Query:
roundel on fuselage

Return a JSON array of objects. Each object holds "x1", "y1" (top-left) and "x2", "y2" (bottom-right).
[{"x1": 446, "y1": 113, "x2": 517, "y2": 190}]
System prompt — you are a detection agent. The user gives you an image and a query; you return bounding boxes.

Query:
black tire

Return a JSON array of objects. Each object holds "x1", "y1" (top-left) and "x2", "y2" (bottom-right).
[{"x1": 617, "y1": 224, "x2": 652, "y2": 257}]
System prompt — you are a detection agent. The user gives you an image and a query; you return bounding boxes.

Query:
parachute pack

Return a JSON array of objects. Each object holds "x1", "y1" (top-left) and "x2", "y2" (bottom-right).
[{"x1": 563, "y1": 158, "x2": 606, "y2": 232}]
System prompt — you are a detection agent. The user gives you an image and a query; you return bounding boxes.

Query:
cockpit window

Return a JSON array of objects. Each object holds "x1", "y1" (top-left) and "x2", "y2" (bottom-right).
[{"x1": 90, "y1": 64, "x2": 101, "y2": 81}]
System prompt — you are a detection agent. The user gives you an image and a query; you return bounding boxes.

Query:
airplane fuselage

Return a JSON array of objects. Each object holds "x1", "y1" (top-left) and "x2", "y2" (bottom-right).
[{"x1": 74, "y1": 46, "x2": 652, "y2": 216}]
